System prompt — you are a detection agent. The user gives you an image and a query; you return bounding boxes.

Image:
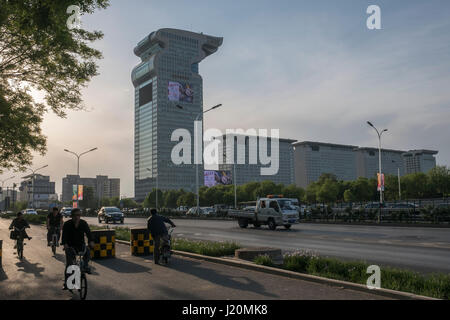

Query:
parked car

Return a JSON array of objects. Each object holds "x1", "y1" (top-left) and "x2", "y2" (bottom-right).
[
  {"x1": 176, "y1": 206, "x2": 188, "y2": 213},
  {"x1": 22, "y1": 208, "x2": 38, "y2": 215},
  {"x1": 364, "y1": 202, "x2": 386, "y2": 209},
  {"x1": 243, "y1": 206, "x2": 256, "y2": 212},
  {"x1": 61, "y1": 207, "x2": 73, "y2": 218},
  {"x1": 98, "y1": 206, "x2": 125, "y2": 224},
  {"x1": 389, "y1": 202, "x2": 419, "y2": 210},
  {"x1": 201, "y1": 207, "x2": 215, "y2": 215},
  {"x1": 186, "y1": 207, "x2": 213, "y2": 215}
]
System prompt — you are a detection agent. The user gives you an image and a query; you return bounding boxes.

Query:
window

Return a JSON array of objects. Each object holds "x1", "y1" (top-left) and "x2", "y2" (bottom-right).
[{"x1": 139, "y1": 82, "x2": 153, "y2": 106}]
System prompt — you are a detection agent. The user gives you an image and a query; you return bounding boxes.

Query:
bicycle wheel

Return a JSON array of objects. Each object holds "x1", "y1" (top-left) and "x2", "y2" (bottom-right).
[
  {"x1": 17, "y1": 241, "x2": 23, "y2": 260},
  {"x1": 79, "y1": 274, "x2": 87, "y2": 300}
]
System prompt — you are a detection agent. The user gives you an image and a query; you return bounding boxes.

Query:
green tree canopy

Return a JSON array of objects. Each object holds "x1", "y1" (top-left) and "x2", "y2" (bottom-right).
[{"x1": 0, "y1": 0, "x2": 109, "y2": 172}]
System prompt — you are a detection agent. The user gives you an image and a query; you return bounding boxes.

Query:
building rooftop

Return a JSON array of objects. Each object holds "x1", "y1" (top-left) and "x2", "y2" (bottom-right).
[
  {"x1": 220, "y1": 133, "x2": 297, "y2": 144},
  {"x1": 293, "y1": 141, "x2": 358, "y2": 149},
  {"x1": 402, "y1": 149, "x2": 439, "y2": 155}
]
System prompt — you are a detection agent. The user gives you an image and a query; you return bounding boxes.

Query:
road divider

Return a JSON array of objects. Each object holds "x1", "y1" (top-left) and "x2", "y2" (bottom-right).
[
  {"x1": 90, "y1": 230, "x2": 115, "y2": 259},
  {"x1": 130, "y1": 227, "x2": 154, "y2": 256}
]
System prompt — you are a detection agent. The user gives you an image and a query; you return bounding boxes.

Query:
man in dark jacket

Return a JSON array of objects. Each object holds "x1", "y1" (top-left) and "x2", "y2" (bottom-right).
[
  {"x1": 147, "y1": 208, "x2": 176, "y2": 264},
  {"x1": 61, "y1": 208, "x2": 94, "y2": 288},
  {"x1": 47, "y1": 207, "x2": 63, "y2": 246},
  {"x1": 9, "y1": 212, "x2": 32, "y2": 248}
]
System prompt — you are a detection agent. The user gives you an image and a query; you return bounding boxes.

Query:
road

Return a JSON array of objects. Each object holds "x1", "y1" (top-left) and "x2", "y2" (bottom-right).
[
  {"x1": 85, "y1": 217, "x2": 450, "y2": 274},
  {"x1": 0, "y1": 219, "x2": 384, "y2": 300}
]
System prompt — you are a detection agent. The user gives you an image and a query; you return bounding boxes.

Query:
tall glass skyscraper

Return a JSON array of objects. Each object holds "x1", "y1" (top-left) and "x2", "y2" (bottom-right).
[{"x1": 131, "y1": 28, "x2": 223, "y2": 201}]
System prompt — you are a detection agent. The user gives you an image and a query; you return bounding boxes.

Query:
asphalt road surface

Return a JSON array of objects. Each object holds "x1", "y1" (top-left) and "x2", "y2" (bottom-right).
[
  {"x1": 0, "y1": 220, "x2": 384, "y2": 300},
  {"x1": 85, "y1": 217, "x2": 450, "y2": 274}
]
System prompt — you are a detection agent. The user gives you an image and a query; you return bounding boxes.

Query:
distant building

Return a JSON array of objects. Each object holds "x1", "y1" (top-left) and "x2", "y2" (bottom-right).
[
  {"x1": 355, "y1": 147, "x2": 406, "y2": 179},
  {"x1": 61, "y1": 175, "x2": 120, "y2": 203},
  {"x1": 294, "y1": 142, "x2": 357, "y2": 188},
  {"x1": 19, "y1": 174, "x2": 57, "y2": 209},
  {"x1": 403, "y1": 150, "x2": 438, "y2": 174},
  {"x1": 219, "y1": 134, "x2": 296, "y2": 186},
  {"x1": 0, "y1": 189, "x2": 18, "y2": 211},
  {"x1": 293, "y1": 141, "x2": 438, "y2": 188}
]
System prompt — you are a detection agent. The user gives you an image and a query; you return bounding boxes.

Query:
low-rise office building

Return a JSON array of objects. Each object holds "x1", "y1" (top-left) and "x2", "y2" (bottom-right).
[
  {"x1": 61, "y1": 175, "x2": 120, "y2": 203},
  {"x1": 293, "y1": 141, "x2": 438, "y2": 188},
  {"x1": 219, "y1": 134, "x2": 296, "y2": 186},
  {"x1": 18, "y1": 174, "x2": 57, "y2": 209}
]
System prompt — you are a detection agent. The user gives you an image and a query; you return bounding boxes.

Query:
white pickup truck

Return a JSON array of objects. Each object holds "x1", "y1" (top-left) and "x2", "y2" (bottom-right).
[{"x1": 228, "y1": 196, "x2": 300, "y2": 230}]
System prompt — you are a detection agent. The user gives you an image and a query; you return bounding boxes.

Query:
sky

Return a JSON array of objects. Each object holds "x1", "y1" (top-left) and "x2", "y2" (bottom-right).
[{"x1": 1, "y1": 0, "x2": 450, "y2": 198}]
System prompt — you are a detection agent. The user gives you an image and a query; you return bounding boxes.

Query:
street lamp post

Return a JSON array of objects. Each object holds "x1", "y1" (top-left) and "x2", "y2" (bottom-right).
[
  {"x1": 367, "y1": 121, "x2": 388, "y2": 223},
  {"x1": 1, "y1": 176, "x2": 15, "y2": 211},
  {"x1": 26, "y1": 165, "x2": 48, "y2": 209},
  {"x1": 64, "y1": 148, "x2": 98, "y2": 208},
  {"x1": 177, "y1": 104, "x2": 223, "y2": 214},
  {"x1": 392, "y1": 160, "x2": 402, "y2": 200},
  {"x1": 223, "y1": 152, "x2": 237, "y2": 209},
  {"x1": 27, "y1": 164, "x2": 48, "y2": 209}
]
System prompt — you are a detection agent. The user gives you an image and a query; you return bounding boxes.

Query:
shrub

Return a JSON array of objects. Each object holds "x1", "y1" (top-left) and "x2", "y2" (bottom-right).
[{"x1": 254, "y1": 254, "x2": 274, "y2": 267}]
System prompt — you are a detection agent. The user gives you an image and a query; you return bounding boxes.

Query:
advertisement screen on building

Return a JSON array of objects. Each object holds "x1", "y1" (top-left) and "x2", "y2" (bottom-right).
[
  {"x1": 72, "y1": 185, "x2": 78, "y2": 201},
  {"x1": 78, "y1": 185, "x2": 83, "y2": 201},
  {"x1": 168, "y1": 81, "x2": 194, "y2": 103},
  {"x1": 204, "y1": 170, "x2": 232, "y2": 187}
]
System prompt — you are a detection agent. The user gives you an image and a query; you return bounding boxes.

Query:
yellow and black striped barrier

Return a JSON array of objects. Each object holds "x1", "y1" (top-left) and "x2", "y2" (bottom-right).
[
  {"x1": 90, "y1": 230, "x2": 115, "y2": 259},
  {"x1": 130, "y1": 228, "x2": 154, "y2": 256},
  {"x1": 0, "y1": 240, "x2": 2, "y2": 267}
]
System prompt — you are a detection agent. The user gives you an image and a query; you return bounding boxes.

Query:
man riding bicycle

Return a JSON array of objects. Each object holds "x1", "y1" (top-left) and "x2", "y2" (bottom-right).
[
  {"x1": 47, "y1": 207, "x2": 63, "y2": 247},
  {"x1": 9, "y1": 212, "x2": 32, "y2": 248},
  {"x1": 147, "y1": 208, "x2": 176, "y2": 265},
  {"x1": 61, "y1": 208, "x2": 94, "y2": 289}
]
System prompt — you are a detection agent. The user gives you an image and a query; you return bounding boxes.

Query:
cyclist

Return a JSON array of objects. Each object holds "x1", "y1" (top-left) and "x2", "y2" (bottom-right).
[
  {"x1": 61, "y1": 208, "x2": 94, "y2": 289},
  {"x1": 9, "y1": 211, "x2": 32, "y2": 248},
  {"x1": 147, "y1": 208, "x2": 176, "y2": 264},
  {"x1": 47, "y1": 207, "x2": 63, "y2": 247}
]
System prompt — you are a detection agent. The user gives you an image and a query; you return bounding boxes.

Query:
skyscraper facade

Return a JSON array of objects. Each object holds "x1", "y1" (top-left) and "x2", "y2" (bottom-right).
[{"x1": 132, "y1": 28, "x2": 223, "y2": 201}]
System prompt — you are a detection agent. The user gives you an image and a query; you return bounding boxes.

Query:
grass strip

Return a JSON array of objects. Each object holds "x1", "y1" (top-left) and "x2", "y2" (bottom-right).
[{"x1": 254, "y1": 251, "x2": 450, "y2": 300}]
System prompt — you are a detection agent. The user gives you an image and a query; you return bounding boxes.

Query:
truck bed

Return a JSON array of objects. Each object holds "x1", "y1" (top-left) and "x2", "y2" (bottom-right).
[{"x1": 227, "y1": 209, "x2": 256, "y2": 219}]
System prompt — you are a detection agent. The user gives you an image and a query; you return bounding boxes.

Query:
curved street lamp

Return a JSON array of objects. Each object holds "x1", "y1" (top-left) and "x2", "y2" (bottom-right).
[
  {"x1": 26, "y1": 165, "x2": 49, "y2": 209},
  {"x1": 177, "y1": 104, "x2": 223, "y2": 214},
  {"x1": 367, "y1": 121, "x2": 388, "y2": 223},
  {"x1": 64, "y1": 148, "x2": 98, "y2": 207}
]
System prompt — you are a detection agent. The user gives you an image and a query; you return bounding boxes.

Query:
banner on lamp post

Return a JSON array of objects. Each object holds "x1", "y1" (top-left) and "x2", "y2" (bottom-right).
[
  {"x1": 77, "y1": 185, "x2": 83, "y2": 201},
  {"x1": 377, "y1": 173, "x2": 385, "y2": 192}
]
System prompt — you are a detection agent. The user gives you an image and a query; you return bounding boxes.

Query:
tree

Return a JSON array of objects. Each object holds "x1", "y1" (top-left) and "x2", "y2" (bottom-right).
[
  {"x1": 0, "y1": 0, "x2": 109, "y2": 172},
  {"x1": 317, "y1": 180, "x2": 340, "y2": 203},
  {"x1": 144, "y1": 189, "x2": 163, "y2": 208},
  {"x1": 163, "y1": 190, "x2": 180, "y2": 208},
  {"x1": 343, "y1": 189, "x2": 356, "y2": 203},
  {"x1": 282, "y1": 184, "x2": 305, "y2": 201},
  {"x1": 79, "y1": 186, "x2": 96, "y2": 209},
  {"x1": 121, "y1": 198, "x2": 138, "y2": 209},
  {"x1": 428, "y1": 166, "x2": 450, "y2": 197},
  {"x1": 177, "y1": 192, "x2": 196, "y2": 207}
]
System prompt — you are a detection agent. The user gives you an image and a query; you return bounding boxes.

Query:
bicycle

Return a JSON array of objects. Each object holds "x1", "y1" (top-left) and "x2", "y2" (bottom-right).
[
  {"x1": 14, "y1": 227, "x2": 26, "y2": 260},
  {"x1": 50, "y1": 227, "x2": 61, "y2": 255},
  {"x1": 65, "y1": 245, "x2": 88, "y2": 300},
  {"x1": 160, "y1": 227, "x2": 175, "y2": 265}
]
